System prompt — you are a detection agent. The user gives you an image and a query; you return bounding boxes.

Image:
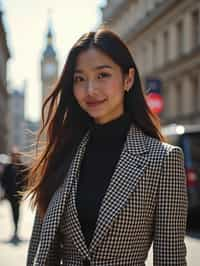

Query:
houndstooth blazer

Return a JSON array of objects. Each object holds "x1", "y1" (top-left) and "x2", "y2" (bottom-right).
[{"x1": 27, "y1": 124, "x2": 188, "y2": 266}]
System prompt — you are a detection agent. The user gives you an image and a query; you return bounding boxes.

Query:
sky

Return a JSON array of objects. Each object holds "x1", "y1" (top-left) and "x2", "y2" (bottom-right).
[{"x1": 1, "y1": 0, "x2": 105, "y2": 122}]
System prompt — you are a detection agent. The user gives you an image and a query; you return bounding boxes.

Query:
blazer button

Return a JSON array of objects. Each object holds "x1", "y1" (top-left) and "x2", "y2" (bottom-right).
[{"x1": 83, "y1": 258, "x2": 90, "y2": 266}]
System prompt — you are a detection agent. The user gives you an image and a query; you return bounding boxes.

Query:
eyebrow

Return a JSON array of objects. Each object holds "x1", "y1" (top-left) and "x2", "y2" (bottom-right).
[{"x1": 74, "y1": 64, "x2": 112, "y2": 73}]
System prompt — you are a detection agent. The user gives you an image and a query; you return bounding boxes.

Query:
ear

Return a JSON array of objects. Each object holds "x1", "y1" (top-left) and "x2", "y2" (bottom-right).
[{"x1": 124, "y1": 68, "x2": 135, "y2": 92}]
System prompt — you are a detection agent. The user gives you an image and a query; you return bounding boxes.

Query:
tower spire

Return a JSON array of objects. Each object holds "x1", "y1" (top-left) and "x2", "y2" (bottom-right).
[
  {"x1": 47, "y1": 9, "x2": 53, "y2": 45},
  {"x1": 43, "y1": 9, "x2": 56, "y2": 58},
  {"x1": 41, "y1": 11, "x2": 58, "y2": 104}
]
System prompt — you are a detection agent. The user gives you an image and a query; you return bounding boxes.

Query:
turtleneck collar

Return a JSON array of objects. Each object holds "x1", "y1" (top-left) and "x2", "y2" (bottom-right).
[{"x1": 90, "y1": 112, "x2": 131, "y2": 141}]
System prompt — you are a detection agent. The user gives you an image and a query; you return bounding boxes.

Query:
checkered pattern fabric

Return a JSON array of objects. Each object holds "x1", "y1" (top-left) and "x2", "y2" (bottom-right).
[{"x1": 27, "y1": 124, "x2": 188, "y2": 266}]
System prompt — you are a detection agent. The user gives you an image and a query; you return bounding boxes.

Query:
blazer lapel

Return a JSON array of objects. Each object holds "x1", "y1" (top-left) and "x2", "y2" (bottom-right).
[
  {"x1": 89, "y1": 124, "x2": 149, "y2": 253},
  {"x1": 34, "y1": 132, "x2": 90, "y2": 265},
  {"x1": 66, "y1": 125, "x2": 148, "y2": 259},
  {"x1": 66, "y1": 177, "x2": 90, "y2": 259}
]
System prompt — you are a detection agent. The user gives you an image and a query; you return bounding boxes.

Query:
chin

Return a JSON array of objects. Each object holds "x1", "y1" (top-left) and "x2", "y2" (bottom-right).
[{"x1": 88, "y1": 112, "x2": 105, "y2": 122}]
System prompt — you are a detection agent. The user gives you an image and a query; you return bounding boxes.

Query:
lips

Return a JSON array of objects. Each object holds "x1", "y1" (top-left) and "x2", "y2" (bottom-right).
[{"x1": 86, "y1": 99, "x2": 106, "y2": 107}]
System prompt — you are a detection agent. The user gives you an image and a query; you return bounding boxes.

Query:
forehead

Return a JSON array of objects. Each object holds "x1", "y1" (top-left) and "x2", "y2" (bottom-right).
[{"x1": 75, "y1": 48, "x2": 116, "y2": 70}]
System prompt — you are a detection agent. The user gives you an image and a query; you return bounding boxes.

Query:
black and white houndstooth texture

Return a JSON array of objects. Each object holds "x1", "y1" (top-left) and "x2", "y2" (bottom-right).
[{"x1": 27, "y1": 124, "x2": 188, "y2": 266}]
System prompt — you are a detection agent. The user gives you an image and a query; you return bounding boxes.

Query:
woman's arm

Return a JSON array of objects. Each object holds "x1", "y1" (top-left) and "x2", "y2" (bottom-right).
[
  {"x1": 153, "y1": 147, "x2": 188, "y2": 265},
  {"x1": 26, "y1": 211, "x2": 43, "y2": 266},
  {"x1": 27, "y1": 210, "x2": 63, "y2": 266}
]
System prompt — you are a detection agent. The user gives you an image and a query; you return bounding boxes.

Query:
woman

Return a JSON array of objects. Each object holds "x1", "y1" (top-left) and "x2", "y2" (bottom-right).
[{"x1": 26, "y1": 29, "x2": 187, "y2": 265}]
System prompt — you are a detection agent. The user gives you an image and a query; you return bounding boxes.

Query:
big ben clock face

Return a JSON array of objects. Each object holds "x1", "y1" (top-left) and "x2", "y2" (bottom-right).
[{"x1": 44, "y1": 63, "x2": 56, "y2": 77}]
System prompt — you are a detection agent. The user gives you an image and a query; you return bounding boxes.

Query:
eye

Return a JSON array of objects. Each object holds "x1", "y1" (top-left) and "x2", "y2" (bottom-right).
[
  {"x1": 73, "y1": 75, "x2": 85, "y2": 83},
  {"x1": 97, "y1": 72, "x2": 111, "y2": 79}
]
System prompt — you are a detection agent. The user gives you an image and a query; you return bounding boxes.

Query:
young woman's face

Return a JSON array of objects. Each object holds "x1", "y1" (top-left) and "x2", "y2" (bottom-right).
[{"x1": 73, "y1": 48, "x2": 134, "y2": 124}]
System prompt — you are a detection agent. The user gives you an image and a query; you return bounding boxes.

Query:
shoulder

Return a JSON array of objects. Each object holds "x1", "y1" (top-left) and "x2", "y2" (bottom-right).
[
  {"x1": 139, "y1": 130, "x2": 185, "y2": 183},
  {"x1": 128, "y1": 124, "x2": 183, "y2": 161},
  {"x1": 147, "y1": 133, "x2": 182, "y2": 154},
  {"x1": 145, "y1": 132, "x2": 185, "y2": 173}
]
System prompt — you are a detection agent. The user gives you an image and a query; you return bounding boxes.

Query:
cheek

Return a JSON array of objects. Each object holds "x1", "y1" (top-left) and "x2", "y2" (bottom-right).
[
  {"x1": 73, "y1": 87, "x2": 83, "y2": 102},
  {"x1": 106, "y1": 81, "x2": 124, "y2": 98},
  {"x1": 108, "y1": 76, "x2": 124, "y2": 89}
]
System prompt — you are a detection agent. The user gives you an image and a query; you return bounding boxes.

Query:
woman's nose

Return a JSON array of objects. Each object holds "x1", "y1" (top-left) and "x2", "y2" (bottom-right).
[{"x1": 87, "y1": 80, "x2": 97, "y2": 95}]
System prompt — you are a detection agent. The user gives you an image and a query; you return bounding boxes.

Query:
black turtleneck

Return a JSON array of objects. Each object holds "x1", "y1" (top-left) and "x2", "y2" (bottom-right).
[{"x1": 75, "y1": 113, "x2": 131, "y2": 247}]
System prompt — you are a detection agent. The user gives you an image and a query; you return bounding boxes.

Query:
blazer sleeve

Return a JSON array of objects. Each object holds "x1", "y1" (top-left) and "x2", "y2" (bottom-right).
[
  {"x1": 153, "y1": 147, "x2": 188, "y2": 265},
  {"x1": 26, "y1": 210, "x2": 43, "y2": 266},
  {"x1": 27, "y1": 210, "x2": 63, "y2": 266}
]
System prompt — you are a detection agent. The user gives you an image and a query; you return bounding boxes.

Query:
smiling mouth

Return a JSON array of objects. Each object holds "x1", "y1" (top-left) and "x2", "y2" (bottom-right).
[{"x1": 86, "y1": 99, "x2": 106, "y2": 107}]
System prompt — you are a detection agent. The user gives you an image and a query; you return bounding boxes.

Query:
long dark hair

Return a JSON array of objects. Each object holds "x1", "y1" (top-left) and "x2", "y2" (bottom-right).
[{"x1": 26, "y1": 28, "x2": 164, "y2": 217}]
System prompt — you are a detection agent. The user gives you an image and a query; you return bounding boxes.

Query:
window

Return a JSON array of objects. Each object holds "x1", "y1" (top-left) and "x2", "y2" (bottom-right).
[
  {"x1": 176, "y1": 21, "x2": 184, "y2": 56},
  {"x1": 163, "y1": 30, "x2": 169, "y2": 63},
  {"x1": 147, "y1": 0, "x2": 154, "y2": 13},
  {"x1": 176, "y1": 82, "x2": 183, "y2": 113},
  {"x1": 192, "y1": 9, "x2": 200, "y2": 48},
  {"x1": 142, "y1": 45, "x2": 147, "y2": 74},
  {"x1": 152, "y1": 39, "x2": 157, "y2": 68},
  {"x1": 191, "y1": 76, "x2": 199, "y2": 112}
]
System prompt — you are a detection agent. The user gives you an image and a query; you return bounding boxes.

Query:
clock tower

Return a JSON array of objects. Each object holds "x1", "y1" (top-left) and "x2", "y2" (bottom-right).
[{"x1": 41, "y1": 22, "x2": 58, "y2": 103}]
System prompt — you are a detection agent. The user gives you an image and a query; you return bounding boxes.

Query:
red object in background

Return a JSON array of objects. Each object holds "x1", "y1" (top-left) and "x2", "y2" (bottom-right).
[
  {"x1": 186, "y1": 168, "x2": 198, "y2": 187},
  {"x1": 146, "y1": 92, "x2": 164, "y2": 114}
]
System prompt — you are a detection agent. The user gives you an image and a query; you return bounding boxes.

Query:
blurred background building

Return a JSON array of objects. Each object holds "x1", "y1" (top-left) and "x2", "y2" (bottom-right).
[
  {"x1": 0, "y1": 13, "x2": 57, "y2": 153},
  {"x1": 7, "y1": 85, "x2": 25, "y2": 151},
  {"x1": 0, "y1": 7, "x2": 10, "y2": 153},
  {"x1": 101, "y1": 0, "x2": 200, "y2": 125}
]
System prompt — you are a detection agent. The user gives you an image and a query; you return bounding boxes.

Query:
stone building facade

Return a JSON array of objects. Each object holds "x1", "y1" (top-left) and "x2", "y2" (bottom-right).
[
  {"x1": 0, "y1": 8, "x2": 10, "y2": 153},
  {"x1": 8, "y1": 88, "x2": 25, "y2": 151},
  {"x1": 101, "y1": 0, "x2": 200, "y2": 125}
]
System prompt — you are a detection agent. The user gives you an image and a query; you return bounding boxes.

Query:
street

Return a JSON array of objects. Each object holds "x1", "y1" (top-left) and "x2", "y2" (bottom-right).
[
  {"x1": 0, "y1": 200, "x2": 34, "y2": 265},
  {"x1": 0, "y1": 199, "x2": 200, "y2": 265}
]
